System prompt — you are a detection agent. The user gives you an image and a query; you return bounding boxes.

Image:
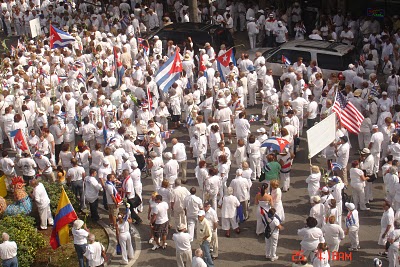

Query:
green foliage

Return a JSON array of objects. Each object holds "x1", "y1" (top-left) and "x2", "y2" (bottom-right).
[
  {"x1": 0, "y1": 214, "x2": 46, "y2": 267},
  {"x1": 40, "y1": 182, "x2": 80, "y2": 215}
]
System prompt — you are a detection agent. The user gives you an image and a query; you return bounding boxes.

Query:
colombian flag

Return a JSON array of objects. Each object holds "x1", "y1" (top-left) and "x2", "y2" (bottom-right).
[{"x1": 50, "y1": 187, "x2": 78, "y2": 249}]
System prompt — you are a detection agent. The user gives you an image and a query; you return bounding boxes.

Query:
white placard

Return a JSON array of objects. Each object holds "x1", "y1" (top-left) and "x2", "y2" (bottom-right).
[
  {"x1": 29, "y1": 18, "x2": 41, "y2": 38},
  {"x1": 306, "y1": 113, "x2": 337, "y2": 159}
]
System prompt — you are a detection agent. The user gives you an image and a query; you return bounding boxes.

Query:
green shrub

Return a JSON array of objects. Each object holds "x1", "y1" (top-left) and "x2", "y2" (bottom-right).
[
  {"x1": 41, "y1": 182, "x2": 79, "y2": 214},
  {"x1": 0, "y1": 214, "x2": 46, "y2": 267}
]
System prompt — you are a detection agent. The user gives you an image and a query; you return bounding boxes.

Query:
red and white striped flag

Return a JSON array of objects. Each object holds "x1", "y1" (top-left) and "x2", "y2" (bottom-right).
[{"x1": 332, "y1": 91, "x2": 364, "y2": 134}]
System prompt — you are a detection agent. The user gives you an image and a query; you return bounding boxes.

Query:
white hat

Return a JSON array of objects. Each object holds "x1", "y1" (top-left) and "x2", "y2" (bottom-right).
[
  {"x1": 73, "y1": 219, "x2": 84, "y2": 229},
  {"x1": 177, "y1": 223, "x2": 186, "y2": 231},
  {"x1": 372, "y1": 125, "x2": 379, "y2": 129},
  {"x1": 257, "y1": 127, "x2": 266, "y2": 133},
  {"x1": 277, "y1": 21, "x2": 283, "y2": 26},
  {"x1": 153, "y1": 35, "x2": 159, "y2": 39},
  {"x1": 197, "y1": 210, "x2": 206, "y2": 216},
  {"x1": 360, "y1": 148, "x2": 370, "y2": 154},
  {"x1": 164, "y1": 152, "x2": 172, "y2": 159},
  {"x1": 345, "y1": 202, "x2": 356, "y2": 210},
  {"x1": 321, "y1": 186, "x2": 329, "y2": 193},
  {"x1": 258, "y1": 10, "x2": 264, "y2": 14},
  {"x1": 312, "y1": 195, "x2": 321, "y2": 203},
  {"x1": 348, "y1": 64, "x2": 354, "y2": 69}
]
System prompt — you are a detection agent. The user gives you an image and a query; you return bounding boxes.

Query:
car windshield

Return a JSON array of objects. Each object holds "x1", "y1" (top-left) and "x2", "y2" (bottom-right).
[{"x1": 263, "y1": 47, "x2": 279, "y2": 58}]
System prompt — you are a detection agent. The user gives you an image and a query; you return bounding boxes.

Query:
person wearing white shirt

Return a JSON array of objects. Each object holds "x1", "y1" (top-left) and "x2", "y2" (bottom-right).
[
  {"x1": 18, "y1": 153, "x2": 37, "y2": 183},
  {"x1": 30, "y1": 179, "x2": 54, "y2": 230},
  {"x1": 0, "y1": 233, "x2": 18, "y2": 267},
  {"x1": 34, "y1": 152, "x2": 55, "y2": 182},
  {"x1": 121, "y1": 169, "x2": 142, "y2": 224},
  {"x1": 172, "y1": 224, "x2": 193, "y2": 267},
  {"x1": 84, "y1": 234, "x2": 105, "y2": 267},
  {"x1": 164, "y1": 152, "x2": 179, "y2": 187},
  {"x1": 72, "y1": 219, "x2": 89, "y2": 267},
  {"x1": 229, "y1": 169, "x2": 251, "y2": 219},
  {"x1": 172, "y1": 179, "x2": 191, "y2": 229},
  {"x1": 306, "y1": 95, "x2": 318, "y2": 129},
  {"x1": 274, "y1": 21, "x2": 288, "y2": 45},
  {"x1": 85, "y1": 169, "x2": 103, "y2": 222},
  {"x1": 219, "y1": 187, "x2": 240, "y2": 237},
  {"x1": 342, "y1": 64, "x2": 357, "y2": 86},
  {"x1": 172, "y1": 139, "x2": 188, "y2": 183},
  {"x1": 204, "y1": 202, "x2": 219, "y2": 259},
  {"x1": 340, "y1": 26, "x2": 354, "y2": 45},
  {"x1": 264, "y1": 208, "x2": 283, "y2": 262},
  {"x1": 369, "y1": 125, "x2": 384, "y2": 175},
  {"x1": 192, "y1": 248, "x2": 207, "y2": 267},
  {"x1": 378, "y1": 202, "x2": 395, "y2": 255},
  {"x1": 345, "y1": 202, "x2": 360, "y2": 251},
  {"x1": 234, "y1": 112, "x2": 250, "y2": 144},
  {"x1": 309, "y1": 196, "x2": 325, "y2": 228},
  {"x1": 298, "y1": 217, "x2": 325, "y2": 261},
  {"x1": 387, "y1": 220, "x2": 400, "y2": 267},
  {"x1": 247, "y1": 135, "x2": 261, "y2": 180},
  {"x1": 67, "y1": 159, "x2": 86, "y2": 210},
  {"x1": 151, "y1": 195, "x2": 170, "y2": 250},
  {"x1": 306, "y1": 166, "x2": 321, "y2": 199},
  {"x1": 183, "y1": 188, "x2": 203, "y2": 239},
  {"x1": 322, "y1": 216, "x2": 345, "y2": 252}
]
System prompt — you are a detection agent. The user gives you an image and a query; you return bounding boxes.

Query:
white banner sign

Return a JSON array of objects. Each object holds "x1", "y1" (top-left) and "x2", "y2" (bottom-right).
[
  {"x1": 306, "y1": 113, "x2": 337, "y2": 159},
  {"x1": 29, "y1": 18, "x2": 41, "y2": 38}
]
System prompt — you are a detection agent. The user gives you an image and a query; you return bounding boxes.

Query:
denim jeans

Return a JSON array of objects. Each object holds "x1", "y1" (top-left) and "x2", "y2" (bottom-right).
[
  {"x1": 89, "y1": 199, "x2": 100, "y2": 221},
  {"x1": 74, "y1": 244, "x2": 88, "y2": 267},
  {"x1": 200, "y1": 240, "x2": 214, "y2": 267},
  {"x1": 71, "y1": 180, "x2": 84, "y2": 210},
  {"x1": 2, "y1": 256, "x2": 18, "y2": 267}
]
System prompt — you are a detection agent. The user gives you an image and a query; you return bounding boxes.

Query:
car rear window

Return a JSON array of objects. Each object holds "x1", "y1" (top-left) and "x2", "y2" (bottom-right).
[{"x1": 317, "y1": 52, "x2": 355, "y2": 71}]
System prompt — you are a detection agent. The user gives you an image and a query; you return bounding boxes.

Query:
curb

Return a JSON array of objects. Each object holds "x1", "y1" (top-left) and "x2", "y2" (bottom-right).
[{"x1": 98, "y1": 206, "x2": 142, "y2": 267}]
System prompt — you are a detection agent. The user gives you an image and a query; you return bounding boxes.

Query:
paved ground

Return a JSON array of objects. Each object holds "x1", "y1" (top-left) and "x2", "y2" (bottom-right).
[{"x1": 130, "y1": 103, "x2": 387, "y2": 267}]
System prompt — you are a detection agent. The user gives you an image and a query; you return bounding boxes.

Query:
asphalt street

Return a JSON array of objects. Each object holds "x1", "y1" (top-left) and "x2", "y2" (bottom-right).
[{"x1": 132, "y1": 104, "x2": 386, "y2": 267}]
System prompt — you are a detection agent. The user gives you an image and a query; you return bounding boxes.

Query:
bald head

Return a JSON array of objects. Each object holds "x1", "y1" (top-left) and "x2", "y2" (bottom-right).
[
  {"x1": 171, "y1": 138, "x2": 178, "y2": 145},
  {"x1": 2, "y1": 233, "x2": 9, "y2": 241}
]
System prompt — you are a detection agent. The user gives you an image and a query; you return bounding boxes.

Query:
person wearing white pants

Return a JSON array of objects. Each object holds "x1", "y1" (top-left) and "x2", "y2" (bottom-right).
[
  {"x1": 387, "y1": 220, "x2": 400, "y2": 267},
  {"x1": 247, "y1": 135, "x2": 261, "y2": 181},
  {"x1": 131, "y1": 163, "x2": 143, "y2": 212},
  {"x1": 247, "y1": 67, "x2": 258, "y2": 106},
  {"x1": 219, "y1": 187, "x2": 240, "y2": 237},
  {"x1": 350, "y1": 162, "x2": 369, "y2": 211},
  {"x1": 322, "y1": 215, "x2": 345, "y2": 253},
  {"x1": 247, "y1": 18, "x2": 258, "y2": 49},
  {"x1": 183, "y1": 188, "x2": 203, "y2": 240},
  {"x1": 117, "y1": 211, "x2": 134, "y2": 265},
  {"x1": 360, "y1": 148, "x2": 375, "y2": 203},
  {"x1": 149, "y1": 151, "x2": 164, "y2": 191},
  {"x1": 345, "y1": 202, "x2": 360, "y2": 251},
  {"x1": 264, "y1": 208, "x2": 282, "y2": 262},
  {"x1": 30, "y1": 179, "x2": 54, "y2": 230}
]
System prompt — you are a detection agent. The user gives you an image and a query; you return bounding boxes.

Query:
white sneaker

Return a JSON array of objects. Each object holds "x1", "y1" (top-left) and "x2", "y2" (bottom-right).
[
  {"x1": 259, "y1": 118, "x2": 266, "y2": 122},
  {"x1": 148, "y1": 237, "x2": 154, "y2": 244},
  {"x1": 270, "y1": 256, "x2": 279, "y2": 262},
  {"x1": 151, "y1": 245, "x2": 160, "y2": 251}
]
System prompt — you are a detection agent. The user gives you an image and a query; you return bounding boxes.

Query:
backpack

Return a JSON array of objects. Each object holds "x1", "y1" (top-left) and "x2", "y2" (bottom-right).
[{"x1": 260, "y1": 206, "x2": 282, "y2": 239}]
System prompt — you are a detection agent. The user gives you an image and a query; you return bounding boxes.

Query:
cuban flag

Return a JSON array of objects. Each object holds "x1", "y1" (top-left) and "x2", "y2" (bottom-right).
[
  {"x1": 10, "y1": 129, "x2": 28, "y2": 151},
  {"x1": 217, "y1": 48, "x2": 236, "y2": 83},
  {"x1": 260, "y1": 137, "x2": 289, "y2": 153},
  {"x1": 282, "y1": 55, "x2": 291, "y2": 67},
  {"x1": 331, "y1": 162, "x2": 343, "y2": 170},
  {"x1": 155, "y1": 50, "x2": 183, "y2": 93},
  {"x1": 49, "y1": 25, "x2": 75, "y2": 49},
  {"x1": 77, "y1": 73, "x2": 86, "y2": 85}
]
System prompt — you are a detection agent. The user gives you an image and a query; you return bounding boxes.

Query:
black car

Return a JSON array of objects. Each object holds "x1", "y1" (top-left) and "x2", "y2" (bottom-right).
[{"x1": 142, "y1": 22, "x2": 235, "y2": 54}]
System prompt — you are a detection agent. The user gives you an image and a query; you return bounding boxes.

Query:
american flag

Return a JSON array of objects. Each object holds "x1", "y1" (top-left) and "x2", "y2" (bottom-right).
[
  {"x1": 161, "y1": 130, "x2": 175, "y2": 139},
  {"x1": 332, "y1": 91, "x2": 364, "y2": 134}
]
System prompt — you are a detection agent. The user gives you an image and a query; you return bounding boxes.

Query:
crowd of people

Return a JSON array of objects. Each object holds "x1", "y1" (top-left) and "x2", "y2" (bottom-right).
[{"x1": 0, "y1": 0, "x2": 400, "y2": 266}]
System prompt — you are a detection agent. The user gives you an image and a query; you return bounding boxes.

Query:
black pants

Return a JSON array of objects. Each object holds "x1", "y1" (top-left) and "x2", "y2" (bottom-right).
[
  {"x1": 307, "y1": 118, "x2": 316, "y2": 129},
  {"x1": 55, "y1": 143, "x2": 63, "y2": 165},
  {"x1": 127, "y1": 195, "x2": 142, "y2": 223},
  {"x1": 89, "y1": 199, "x2": 100, "y2": 221}
]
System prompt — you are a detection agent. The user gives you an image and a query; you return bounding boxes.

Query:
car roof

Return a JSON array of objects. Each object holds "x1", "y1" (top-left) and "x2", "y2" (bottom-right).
[
  {"x1": 280, "y1": 40, "x2": 354, "y2": 55},
  {"x1": 160, "y1": 23, "x2": 221, "y2": 32}
]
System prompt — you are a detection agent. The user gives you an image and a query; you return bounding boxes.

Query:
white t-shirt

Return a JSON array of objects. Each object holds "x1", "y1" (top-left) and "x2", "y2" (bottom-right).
[
  {"x1": 67, "y1": 166, "x2": 86, "y2": 181},
  {"x1": 154, "y1": 201, "x2": 169, "y2": 224},
  {"x1": 370, "y1": 131, "x2": 384, "y2": 154},
  {"x1": 172, "y1": 143, "x2": 187, "y2": 162},
  {"x1": 72, "y1": 228, "x2": 89, "y2": 245},
  {"x1": 307, "y1": 101, "x2": 318, "y2": 119}
]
